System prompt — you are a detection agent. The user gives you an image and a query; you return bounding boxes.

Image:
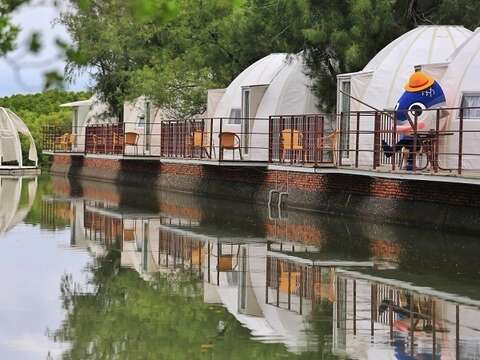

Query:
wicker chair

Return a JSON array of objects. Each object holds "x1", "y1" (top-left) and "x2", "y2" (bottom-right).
[{"x1": 219, "y1": 132, "x2": 242, "y2": 160}]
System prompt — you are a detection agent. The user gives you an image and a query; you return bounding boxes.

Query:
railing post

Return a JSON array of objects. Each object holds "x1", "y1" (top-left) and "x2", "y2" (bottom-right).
[
  {"x1": 413, "y1": 114, "x2": 418, "y2": 172},
  {"x1": 122, "y1": 122, "x2": 126, "y2": 156},
  {"x1": 183, "y1": 119, "x2": 187, "y2": 158},
  {"x1": 200, "y1": 119, "x2": 205, "y2": 159},
  {"x1": 280, "y1": 116, "x2": 284, "y2": 162},
  {"x1": 392, "y1": 112, "x2": 396, "y2": 171},
  {"x1": 435, "y1": 109, "x2": 440, "y2": 173},
  {"x1": 458, "y1": 108, "x2": 464, "y2": 175},
  {"x1": 338, "y1": 112, "x2": 344, "y2": 167},
  {"x1": 84, "y1": 126, "x2": 88, "y2": 155},
  {"x1": 313, "y1": 115, "x2": 319, "y2": 166},
  {"x1": 290, "y1": 121, "x2": 294, "y2": 165},
  {"x1": 355, "y1": 112, "x2": 360, "y2": 168},
  {"x1": 219, "y1": 118, "x2": 223, "y2": 161},
  {"x1": 302, "y1": 115, "x2": 307, "y2": 164},
  {"x1": 373, "y1": 112, "x2": 380, "y2": 169},
  {"x1": 268, "y1": 116, "x2": 273, "y2": 163},
  {"x1": 210, "y1": 118, "x2": 214, "y2": 159}
]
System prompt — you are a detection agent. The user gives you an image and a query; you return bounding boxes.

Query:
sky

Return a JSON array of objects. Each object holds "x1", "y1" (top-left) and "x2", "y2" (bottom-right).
[{"x1": 0, "y1": 0, "x2": 90, "y2": 97}]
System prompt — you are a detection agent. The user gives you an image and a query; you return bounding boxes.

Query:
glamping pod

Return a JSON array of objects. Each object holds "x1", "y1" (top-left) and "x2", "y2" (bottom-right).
[
  {"x1": 60, "y1": 95, "x2": 116, "y2": 153},
  {"x1": 210, "y1": 53, "x2": 320, "y2": 161},
  {"x1": 438, "y1": 28, "x2": 480, "y2": 170},
  {"x1": 337, "y1": 26, "x2": 471, "y2": 166},
  {"x1": 0, "y1": 108, "x2": 38, "y2": 169}
]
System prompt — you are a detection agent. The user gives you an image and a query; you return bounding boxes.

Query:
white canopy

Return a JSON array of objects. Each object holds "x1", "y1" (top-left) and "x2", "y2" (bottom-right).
[
  {"x1": 353, "y1": 26, "x2": 471, "y2": 112},
  {"x1": 337, "y1": 26, "x2": 471, "y2": 166},
  {"x1": 256, "y1": 53, "x2": 319, "y2": 118},
  {"x1": 439, "y1": 28, "x2": 480, "y2": 169},
  {"x1": 213, "y1": 53, "x2": 319, "y2": 119},
  {"x1": 0, "y1": 108, "x2": 37, "y2": 167}
]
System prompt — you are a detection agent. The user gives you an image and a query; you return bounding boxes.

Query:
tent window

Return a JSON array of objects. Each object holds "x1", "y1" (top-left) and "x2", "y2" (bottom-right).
[
  {"x1": 137, "y1": 115, "x2": 145, "y2": 128},
  {"x1": 460, "y1": 94, "x2": 480, "y2": 119},
  {"x1": 228, "y1": 108, "x2": 241, "y2": 124}
]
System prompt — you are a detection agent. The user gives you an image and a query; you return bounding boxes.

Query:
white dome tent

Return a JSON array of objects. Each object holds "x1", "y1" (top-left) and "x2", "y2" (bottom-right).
[
  {"x1": 209, "y1": 53, "x2": 320, "y2": 161},
  {"x1": 336, "y1": 26, "x2": 471, "y2": 166},
  {"x1": 437, "y1": 28, "x2": 480, "y2": 170},
  {"x1": 0, "y1": 108, "x2": 38, "y2": 168}
]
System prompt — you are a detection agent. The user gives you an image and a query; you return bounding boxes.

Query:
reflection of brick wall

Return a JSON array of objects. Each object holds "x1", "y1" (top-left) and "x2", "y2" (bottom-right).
[
  {"x1": 264, "y1": 223, "x2": 323, "y2": 245},
  {"x1": 82, "y1": 185, "x2": 121, "y2": 204},
  {"x1": 159, "y1": 203, "x2": 202, "y2": 222},
  {"x1": 52, "y1": 177, "x2": 71, "y2": 195},
  {"x1": 370, "y1": 239, "x2": 401, "y2": 261}
]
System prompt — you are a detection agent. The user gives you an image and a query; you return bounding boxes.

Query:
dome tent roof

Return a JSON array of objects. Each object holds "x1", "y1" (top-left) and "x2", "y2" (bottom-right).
[
  {"x1": 213, "y1": 53, "x2": 319, "y2": 119},
  {"x1": 441, "y1": 28, "x2": 480, "y2": 107},
  {"x1": 256, "y1": 53, "x2": 318, "y2": 118},
  {"x1": 356, "y1": 26, "x2": 471, "y2": 110},
  {"x1": 213, "y1": 54, "x2": 289, "y2": 118}
]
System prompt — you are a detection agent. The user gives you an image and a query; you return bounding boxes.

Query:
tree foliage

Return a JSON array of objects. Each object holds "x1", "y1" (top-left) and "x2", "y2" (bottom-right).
[
  {"x1": 60, "y1": 0, "x2": 480, "y2": 116},
  {"x1": 0, "y1": 0, "x2": 28, "y2": 55},
  {"x1": 52, "y1": 248, "x2": 339, "y2": 359}
]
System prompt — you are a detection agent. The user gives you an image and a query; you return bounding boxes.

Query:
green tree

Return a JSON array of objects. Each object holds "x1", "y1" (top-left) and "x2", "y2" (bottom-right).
[
  {"x1": 303, "y1": 0, "x2": 480, "y2": 111},
  {"x1": 0, "y1": 0, "x2": 28, "y2": 55}
]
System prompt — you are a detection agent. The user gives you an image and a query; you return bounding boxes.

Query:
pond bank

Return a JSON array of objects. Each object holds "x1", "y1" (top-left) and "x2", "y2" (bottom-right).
[{"x1": 50, "y1": 153, "x2": 480, "y2": 233}]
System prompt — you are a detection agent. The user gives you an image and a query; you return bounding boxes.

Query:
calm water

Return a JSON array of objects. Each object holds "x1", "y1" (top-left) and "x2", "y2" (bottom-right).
[{"x1": 0, "y1": 175, "x2": 479, "y2": 359}]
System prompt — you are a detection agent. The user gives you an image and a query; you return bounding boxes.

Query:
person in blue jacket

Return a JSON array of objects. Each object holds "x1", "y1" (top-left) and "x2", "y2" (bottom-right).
[{"x1": 382, "y1": 71, "x2": 446, "y2": 170}]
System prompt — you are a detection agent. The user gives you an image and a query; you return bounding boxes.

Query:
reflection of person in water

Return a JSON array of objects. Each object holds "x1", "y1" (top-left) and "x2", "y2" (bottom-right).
[
  {"x1": 382, "y1": 71, "x2": 446, "y2": 170},
  {"x1": 378, "y1": 293, "x2": 431, "y2": 332}
]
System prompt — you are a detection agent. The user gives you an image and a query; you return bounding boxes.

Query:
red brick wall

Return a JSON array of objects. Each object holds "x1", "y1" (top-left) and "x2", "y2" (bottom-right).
[{"x1": 51, "y1": 154, "x2": 480, "y2": 209}]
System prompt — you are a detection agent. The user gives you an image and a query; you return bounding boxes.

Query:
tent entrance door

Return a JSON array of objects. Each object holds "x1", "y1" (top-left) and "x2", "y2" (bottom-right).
[
  {"x1": 144, "y1": 101, "x2": 151, "y2": 153},
  {"x1": 241, "y1": 89, "x2": 250, "y2": 156}
]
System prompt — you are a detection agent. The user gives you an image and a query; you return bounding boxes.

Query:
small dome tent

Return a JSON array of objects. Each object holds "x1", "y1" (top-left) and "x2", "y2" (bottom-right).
[
  {"x1": 336, "y1": 25, "x2": 472, "y2": 166},
  {"x1": 438, "y1": 28, "x2": 480, "y2": 170},
  {"x1": 0, "y1": 108, "x2": 38, "y2": 167},
  {"x1": 210, "y1": 53, "x2": 320, "y2": 161}
]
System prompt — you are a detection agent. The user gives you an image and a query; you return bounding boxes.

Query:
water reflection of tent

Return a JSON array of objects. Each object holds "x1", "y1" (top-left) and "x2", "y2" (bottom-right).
[{"x1": 0, "y1": 176, "x2": 37, "y2": 234}]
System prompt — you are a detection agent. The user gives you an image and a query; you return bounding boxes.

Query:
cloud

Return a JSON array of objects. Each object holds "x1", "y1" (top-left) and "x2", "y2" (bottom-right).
[
  {"x1": 2, "y1": 333, "x2": 69, "y2": 359},
  {"x1": 0, "y1": 0, "x2": 90, "y2": 96}
]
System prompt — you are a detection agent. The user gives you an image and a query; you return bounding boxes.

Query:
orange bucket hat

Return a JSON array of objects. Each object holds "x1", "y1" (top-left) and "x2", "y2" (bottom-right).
[{"x1": 404, "y1": 71, "x2": 434, "y2": 92}]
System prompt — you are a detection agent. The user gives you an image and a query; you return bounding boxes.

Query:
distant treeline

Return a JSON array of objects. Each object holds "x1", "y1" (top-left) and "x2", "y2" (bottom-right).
[{"x1": 0, "y1": 90, "x2": 90, "y2": 165}]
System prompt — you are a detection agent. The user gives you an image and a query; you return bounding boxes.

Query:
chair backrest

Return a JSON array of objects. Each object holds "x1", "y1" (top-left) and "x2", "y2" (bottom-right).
[
  {"x1": 125, "y1": 132, "x2": 139, "y2": 145},
  {"x1": 60, "y1": 133, "x2": 69, "y2": 142},
  {"x1": 280, "y1": 129, "x2": 301, "y2": 149},
  {"x1": 68, "y1": 133, "x2": 76, "y2": 144},
  {"x1": 219, "y1": 132, "x2": 237, "y2": 149},
  {"x1": 218, "y1": 254, "x2": 233, "y2": 271},
  {"x1": 192, "y1": 130, "x2": 206, "y2": 147}
]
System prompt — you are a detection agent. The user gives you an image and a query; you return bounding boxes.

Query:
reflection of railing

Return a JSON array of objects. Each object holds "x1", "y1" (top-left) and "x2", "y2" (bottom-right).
[
  {"x1": 41, "y1": 200, "x2": 72, "y2": 229},
  {"x1": 266, "y1": 257, "x2": 332, "y2": 314},
  {"x1": 84, "y1": 206, "x2": 123, "y2": 245},
  {"x1": 158, "y1": 227, "x2": 204, "y2": 271}
]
